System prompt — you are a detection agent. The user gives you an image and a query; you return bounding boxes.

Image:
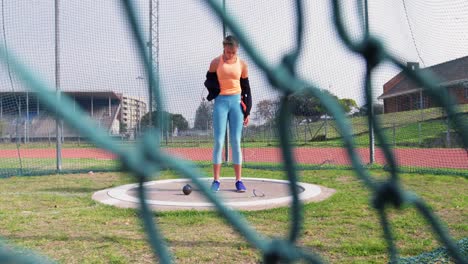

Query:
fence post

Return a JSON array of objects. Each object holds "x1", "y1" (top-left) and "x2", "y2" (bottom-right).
[
  {"x1": 446, "y1": 116, "x2": 451, "y2": 148},
  {"x1": 324, "y1": 117, "x2": 328, "y2": 140},
  {"x1": 269, "y1": 121, "x2": 273, "y2": 145},
  {"x1": 304, "y1": 122, "x2": 307, "y2": 144},
  {"x1": 418, "y1": 121, "x2": 422, "y2": 145}
]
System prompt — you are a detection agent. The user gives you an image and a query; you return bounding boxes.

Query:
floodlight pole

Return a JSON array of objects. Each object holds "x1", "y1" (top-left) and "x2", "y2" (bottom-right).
[
  {"x1": 55, "y1": 0, "x2": 63, "y2": 171},
  {"x1": 149, "y1": 0, "x2": 161, "y2": 126},
  {"x1": 148, "y1": 0, "x2": 153, "y2": 127}
]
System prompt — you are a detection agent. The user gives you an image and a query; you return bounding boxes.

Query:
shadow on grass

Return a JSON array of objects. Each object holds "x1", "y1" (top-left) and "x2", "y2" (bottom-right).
[{"x1": 5, "y1": 233, "x2": 248, "y2": 249}]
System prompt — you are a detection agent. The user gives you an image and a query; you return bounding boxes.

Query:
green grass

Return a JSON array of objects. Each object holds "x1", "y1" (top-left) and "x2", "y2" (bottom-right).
[
  {"x1": 0, "y1": 141, "x2": 134, "y2": 149},
  {"x1": 334, "y1": 119, "x2": 454, "y2": 147},
  {"x1": 0, "y1": 141, "x2": 99, "y2": 149},
  {"x1": 240, "y1": 105, "x2": 468, "y2": 148},
  {"x1": 157, "y1": 106, "x2": 467, "y2": 148},
  {"x1": 0, "y1": 158, "x2": 120, "y2": 178},
  {"x1": 0, "y1": 168, "x2": 466, "y2": 263}
]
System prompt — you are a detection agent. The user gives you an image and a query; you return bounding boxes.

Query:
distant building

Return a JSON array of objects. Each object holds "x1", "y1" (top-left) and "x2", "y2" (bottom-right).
[
  {"x1": 379, "y1": 56, "x2": 468, "y2": 113},
  {"x1": 0, "y1": 91, "x2": 148, "y2": 141},
  {"x1": 120, "y1": 95, "x2": 147, "y2": 132}
]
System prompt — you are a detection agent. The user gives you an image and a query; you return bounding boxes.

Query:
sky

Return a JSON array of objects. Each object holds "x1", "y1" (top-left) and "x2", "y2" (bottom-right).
[{"x1": 1, "y1": 0, "x2": 467, "y2": 126}]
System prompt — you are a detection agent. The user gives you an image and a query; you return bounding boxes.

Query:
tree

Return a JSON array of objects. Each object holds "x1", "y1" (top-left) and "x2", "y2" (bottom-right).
[
  {"x1": 194, "y1": 100, "x2": 213, "y2": 130},
  {"x1": 356, "y1": 103, "x2": 384, "y2": 116},
  {"x1": 288, "y1": 90, "x2": 359, "y2": 119},
  {"x1": 254, "y1": 99, "x2": 279, "y2": 124},
  {"x1": 140, "y1": 110, "x2": 189, "y2": 133},
  {"x1": 338, "y1": 98, "x2": 358, "y2": 114},
  {"x1": 140, "y1": 110, "x2": 169, "y2": 131},
  {"x1": 171, "y1": 114, "x2": 189, "y2": 131},
  {"x1": 288, "y1": 90, "x2": 335, "y2": 121}
]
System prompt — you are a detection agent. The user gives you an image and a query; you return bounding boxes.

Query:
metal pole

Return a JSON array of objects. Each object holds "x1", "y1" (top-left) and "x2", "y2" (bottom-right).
[
  {"x1": 26, "y1": 92, "x2": 29, "y2": 143},
  {"x1": 364, "y1": 0, "x2": 369, "y2": 36},
  {"x1": 364, "y1": 0, "x2": 375, "y2": 164},
  {"x1": 18, "y1": 96, "x2": 22, "y2": 143},
  {"x1": 419, "y1": 90, "x2": 423, "y2": 145},
  {"x1": 139, "y1": 96, "x2": 142, "y2": 136},
  {"x1": 55, "y1": 0, "x2": 62, "y2": 171},
  {"x1": 446, "y1": 115, "x2": 451, "y2": 148},
  {"x1": 222, "y1": 0, "x2": 229, "y2": 163},
  {"x1": 324, "y1": 117, "x2": 328, "y2": 140},
  {"x1": 222, "y1": 0, "x2": 226, "y2": 37},
  {"x1": 130, "y1": 101, "x2": 133, "y2": 136},
  {"x1": 148, "y1": 0, "x2": 153, "y2": 127},
  {"x1": 155, "y1": 0, "x2": 160, "y2": 128},
  {"x1": 148, "y1": 0, "x2": 160, "y2": 129}
]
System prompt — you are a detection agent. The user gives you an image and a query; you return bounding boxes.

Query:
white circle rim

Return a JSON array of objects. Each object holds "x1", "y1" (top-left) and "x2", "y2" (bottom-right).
[{"x1": 103, "y1": 177, "x2": 322, "y2": 208}]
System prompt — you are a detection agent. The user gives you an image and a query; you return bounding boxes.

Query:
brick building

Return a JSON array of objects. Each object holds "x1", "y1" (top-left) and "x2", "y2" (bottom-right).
[{"x1": 379, "y1": 56, "x2": 468, "y2": 113}]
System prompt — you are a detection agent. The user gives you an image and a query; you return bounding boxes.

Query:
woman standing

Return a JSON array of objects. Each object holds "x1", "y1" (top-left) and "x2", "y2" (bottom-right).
[{"x1": 204, "y1": 35, "x2": 252, "y2": 192}]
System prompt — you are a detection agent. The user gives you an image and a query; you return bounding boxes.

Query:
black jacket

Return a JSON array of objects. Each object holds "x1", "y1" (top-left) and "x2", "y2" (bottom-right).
[
  {"x1": 204, "y1": 71, "x2": 220, "y2": 101},
  {"x1": 204, "y1": 71, "x2": 252, "y2": 117}
]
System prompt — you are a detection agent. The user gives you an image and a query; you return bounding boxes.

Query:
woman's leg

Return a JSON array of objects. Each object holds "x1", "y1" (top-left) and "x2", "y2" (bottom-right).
[
  {"x1": 213, "y1": 163, "x2": 222, "y2": 181},
  {"x1": 233, "y1": 164, "x2": 242, "y2": 182},
  {"x1": 212, "y1": 97, "x2": 229, "y2": 166},
  {"x1": 228, "y1": 96, "x2": 246, "y2": 191},
  {"x1": 212, "y1": 97, "x2": 229, "y2": 191},
  {"x1": 228, "y1": 97, "x2": 244, "y2": 168}
]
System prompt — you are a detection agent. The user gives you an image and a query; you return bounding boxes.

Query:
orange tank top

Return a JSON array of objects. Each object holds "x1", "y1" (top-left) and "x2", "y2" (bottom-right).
[{"x1": 216, "y1": 55, "x2": 242, "y2": 95}]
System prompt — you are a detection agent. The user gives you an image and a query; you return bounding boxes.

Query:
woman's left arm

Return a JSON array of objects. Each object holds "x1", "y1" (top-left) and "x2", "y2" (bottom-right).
[
  {"x1": 240, "y1": 60, "x2": 252, "y2": 125},
  {"x1": 241, "y1": 60, "x2": 248, "y2": 79}
]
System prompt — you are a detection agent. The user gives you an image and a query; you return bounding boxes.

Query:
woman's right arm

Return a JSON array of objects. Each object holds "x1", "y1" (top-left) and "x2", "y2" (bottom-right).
[{"x1": 205, "y1": 57, "x2": 220, "y2": 101}]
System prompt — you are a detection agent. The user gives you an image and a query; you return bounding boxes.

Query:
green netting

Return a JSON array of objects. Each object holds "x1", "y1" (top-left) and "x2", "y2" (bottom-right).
[
  {"x1": 398, "y1": 238, "x2": 468, "y2": 264},
  {"x1": 0, "y1": 1, "x2": 467, "y2": 178},
  {"x1": 0, "y1": 0, "x2": 467, "y2": 263}
]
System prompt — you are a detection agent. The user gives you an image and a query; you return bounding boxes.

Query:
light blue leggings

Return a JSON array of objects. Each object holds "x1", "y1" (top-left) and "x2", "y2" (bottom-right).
[{"x1": 212, "y1": 94, "x2": 243, "y2": 164}]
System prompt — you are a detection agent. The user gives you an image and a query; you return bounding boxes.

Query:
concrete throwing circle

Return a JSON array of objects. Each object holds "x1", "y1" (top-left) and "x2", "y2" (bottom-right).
[{"x1": 92, "y1": 177, "x2": 335, "y2": 211}]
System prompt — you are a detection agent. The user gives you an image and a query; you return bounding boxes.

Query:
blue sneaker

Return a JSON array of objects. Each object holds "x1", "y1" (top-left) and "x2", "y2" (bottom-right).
[
  {"x1": 211, "y1": 180, "x2": 220, "y2": 192},
  {"x1": 235, "y1": 181, "x2": 246, "y2": 192}
]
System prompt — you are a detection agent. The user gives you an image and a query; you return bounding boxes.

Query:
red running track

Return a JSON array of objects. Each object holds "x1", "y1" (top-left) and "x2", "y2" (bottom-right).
[{"x1": 0, "y1": 147, "x2": 466, "y2": 169}]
